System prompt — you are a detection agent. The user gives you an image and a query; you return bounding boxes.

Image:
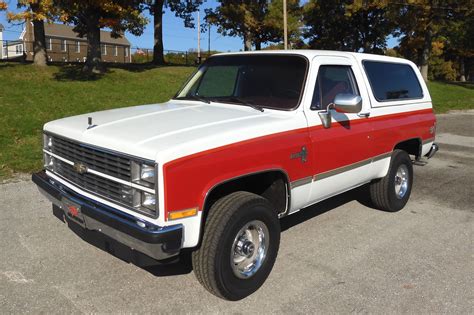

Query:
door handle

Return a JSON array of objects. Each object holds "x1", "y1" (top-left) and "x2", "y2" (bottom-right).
[{"x1": 358, "y1": 112, "x2": 370, "y2": 118}]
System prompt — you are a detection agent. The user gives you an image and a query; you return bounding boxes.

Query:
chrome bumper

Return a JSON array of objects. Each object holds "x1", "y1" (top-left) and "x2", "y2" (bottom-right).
[
  {"x1": 425, "y1": 143, "x2": 439, "y2": 159},
  {"x1": 32, "y1": 171, "x2": 183, "y2": 261}
]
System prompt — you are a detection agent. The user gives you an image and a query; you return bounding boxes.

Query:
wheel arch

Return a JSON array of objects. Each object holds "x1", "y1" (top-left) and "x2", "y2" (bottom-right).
[{"x1": 393, "y1": 137, "x2": 422, "y2": 159}]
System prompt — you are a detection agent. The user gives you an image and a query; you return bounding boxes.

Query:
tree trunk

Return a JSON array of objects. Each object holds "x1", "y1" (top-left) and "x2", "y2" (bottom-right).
[
  {"x1": 30, "y1": 2, "x2": 47, "y2": 66},
  {"x1": 84, "y1": 12, "x2": 103, "y2": 74},
  {"x1": 459, "y1": 57, "x2": 466, "y2": 82},
  {"x1": 152, "y1": 0, "x2": 165, "y2": 65},
  {"x1": 255, "y1": 40, "x2": 261, "y2": 50},
  {"x1": 243, "y1": 31, "x2": 252, "y2": 51},
  {"x1": 420, "y1": 26, "x2": 432, "y2": 82}
]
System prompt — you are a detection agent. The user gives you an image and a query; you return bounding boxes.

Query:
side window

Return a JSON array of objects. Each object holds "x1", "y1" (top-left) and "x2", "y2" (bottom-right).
[
  {"x1": 363, "y1": 61, "x2": 423, "y2": 101},
  {"x1": 311, "y1": 65, "x2": 359, "y2": 110}
]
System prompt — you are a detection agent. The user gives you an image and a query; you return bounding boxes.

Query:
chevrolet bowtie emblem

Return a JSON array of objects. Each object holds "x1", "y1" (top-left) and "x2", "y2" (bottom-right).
[{"x1": 73, "y1": 162, "x2": 88, "y2": 174}]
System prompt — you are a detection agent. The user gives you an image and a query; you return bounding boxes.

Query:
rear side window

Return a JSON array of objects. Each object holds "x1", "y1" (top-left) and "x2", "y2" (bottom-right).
[{"x1": 363, "y1": 61, "x2": 423, "y2": 101}]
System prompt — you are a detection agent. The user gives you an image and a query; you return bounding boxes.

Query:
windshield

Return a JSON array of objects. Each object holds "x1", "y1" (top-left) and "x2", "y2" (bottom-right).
[{"x1": 174, "y1": 54, "x2": 308, "y2": 110}]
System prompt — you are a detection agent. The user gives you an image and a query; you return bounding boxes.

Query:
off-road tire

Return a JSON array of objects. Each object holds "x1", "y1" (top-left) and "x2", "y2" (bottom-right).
[
  {"x1": 369, "y1": 149, "x2": 413, "y2": 212},
  {"x1": 192, "y1": 191, "x2": 280, "y2": 300}
]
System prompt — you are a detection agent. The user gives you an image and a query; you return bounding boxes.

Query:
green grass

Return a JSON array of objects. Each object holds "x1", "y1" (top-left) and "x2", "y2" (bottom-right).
[
  {"x1": 428, "y1": 81, "x2": 474, "y2": 113},
  {"x1": 0, "y1": 63, "x2": 194, "y2": 179},
  {"x1": 0, "y1": 63, "x2": 472, "y2": 179}
]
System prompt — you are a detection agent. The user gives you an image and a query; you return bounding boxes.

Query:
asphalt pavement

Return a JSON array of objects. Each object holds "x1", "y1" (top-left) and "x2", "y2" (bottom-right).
[{"x1": 0, "y1": 111, "x2": 473, "y2": 313}]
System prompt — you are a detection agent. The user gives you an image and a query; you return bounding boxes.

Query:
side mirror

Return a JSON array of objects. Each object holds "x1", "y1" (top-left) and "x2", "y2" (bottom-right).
[
  {"x1": 318, "y1": 104, "x2": 334, "y2": 129},
  {"x1": 333, "y1": 94, "x2": 362, "y2": 113}
]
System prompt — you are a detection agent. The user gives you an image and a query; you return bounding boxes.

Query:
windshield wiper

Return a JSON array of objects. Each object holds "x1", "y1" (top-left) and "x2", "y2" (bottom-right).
[
  {"x1": 220, "y1": 97, "x2": 264, "y2": 112},
  {"x1": 174, "y1": 95, "x2": 211, "y2": 104}
]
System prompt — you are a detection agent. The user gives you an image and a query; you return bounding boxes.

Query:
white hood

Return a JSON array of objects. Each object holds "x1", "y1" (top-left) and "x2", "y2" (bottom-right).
[{"x1": 44, "y1": 100, "x2": 306, "y2": 163}]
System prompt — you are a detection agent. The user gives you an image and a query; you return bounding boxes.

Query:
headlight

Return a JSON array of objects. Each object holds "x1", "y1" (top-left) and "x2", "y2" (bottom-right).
[
  {"x1": 131, "y1": 161, "x2": 156, "y2": 188},
  {"x1": 43, "y1": 134, "x2": 53, "y2": 150},
  {"x1": 43, "y1": 152, "x2": 55, "y2": 171},
  {"x1": 141, "y1": 192, "x2": 156, "y2": 210},
  {"x1": 140, "y1": 164, "x2": 155, "y2": 184}
]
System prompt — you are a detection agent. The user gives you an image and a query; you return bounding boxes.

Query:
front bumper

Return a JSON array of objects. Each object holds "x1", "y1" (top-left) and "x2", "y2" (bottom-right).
[{"x1": 32, "y1": 171, "x2": 183, "y2": 261}]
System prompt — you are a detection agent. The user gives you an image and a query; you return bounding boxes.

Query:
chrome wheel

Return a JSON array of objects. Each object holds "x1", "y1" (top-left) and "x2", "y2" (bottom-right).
[
  {"x1": 394, "y1": 164, "x2": 409, "y2": 199},
  {"x1": 231, "y1": 220, "x2": 269, "y2": 279}
]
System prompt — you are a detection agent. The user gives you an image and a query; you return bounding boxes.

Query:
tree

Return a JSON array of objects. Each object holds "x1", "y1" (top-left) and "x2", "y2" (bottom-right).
[
  {"x1": 205, "y1": 0, "x2": 268, "y2": 51},
  {"x1": 303, "y1": 0, "x2": 395, "y2": 53},
  {"x1": 54, "y1": 0, "x2": 148, "y2": 73},
  {"x1": 7, "y1": 0, "x2": 57, "y2": 66},
  {"x1": 391, "y1": 0, "x2": 472, "y2": 81},
  {"x1": 265, "y1": 0, "x2": 303, "y2": 47},
  {"x1": 148, "y1": 0, "x2": 203, "y2": 65}
]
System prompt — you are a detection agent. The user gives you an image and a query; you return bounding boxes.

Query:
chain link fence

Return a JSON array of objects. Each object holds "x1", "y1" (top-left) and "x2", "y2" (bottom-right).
[{"x1": 1, "y1": 40, "x2": 211, "y2": 65}]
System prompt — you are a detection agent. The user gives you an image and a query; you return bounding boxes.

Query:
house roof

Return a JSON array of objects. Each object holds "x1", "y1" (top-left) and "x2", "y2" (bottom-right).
[{"x1": 44, "y1": 23, "x2": 131, "y2": 46}]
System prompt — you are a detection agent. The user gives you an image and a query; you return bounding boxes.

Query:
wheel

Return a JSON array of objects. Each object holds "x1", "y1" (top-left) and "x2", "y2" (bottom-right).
[
  {"x1": 192, "y1": 191, "x2": 280, "y2": 300},
  {"x1": 369, "y1": 149, "x2": 413, "y2": 212}
]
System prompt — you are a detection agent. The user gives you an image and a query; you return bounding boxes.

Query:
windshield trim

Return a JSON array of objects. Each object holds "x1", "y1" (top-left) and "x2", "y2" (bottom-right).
[{"x1": 172, "y1": 53, "x2": 310, "y2": 112}]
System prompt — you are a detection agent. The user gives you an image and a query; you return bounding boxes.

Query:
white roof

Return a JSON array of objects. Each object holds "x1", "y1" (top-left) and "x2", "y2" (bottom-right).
[{"x1": 214, "y1": 49, "x2": 413, "y2": 65}]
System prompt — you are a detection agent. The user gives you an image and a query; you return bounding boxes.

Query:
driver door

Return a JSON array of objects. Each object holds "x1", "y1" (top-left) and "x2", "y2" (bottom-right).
[{"x1": 305, "y1": 56, "x2": 375, "y2": 204}]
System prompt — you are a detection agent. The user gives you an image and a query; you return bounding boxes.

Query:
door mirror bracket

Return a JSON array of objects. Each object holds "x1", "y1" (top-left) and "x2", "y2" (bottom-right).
[{"x1": 318, "y1": 103, "x2": 334, "y2": 129}]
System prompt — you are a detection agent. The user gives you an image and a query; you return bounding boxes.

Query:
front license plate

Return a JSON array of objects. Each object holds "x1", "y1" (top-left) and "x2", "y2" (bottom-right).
[{"x1": 62, "y1": 197, "x2": 86, "y2": 228}]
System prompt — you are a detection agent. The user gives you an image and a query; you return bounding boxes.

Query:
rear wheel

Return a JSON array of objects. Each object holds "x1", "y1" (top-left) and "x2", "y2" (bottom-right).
[
  {"x1": 369, "y1": 149, "x2": 413, "y2": 212},
  {"x1": 192, "y1": 191, "x2": 280, "y2": 300}
]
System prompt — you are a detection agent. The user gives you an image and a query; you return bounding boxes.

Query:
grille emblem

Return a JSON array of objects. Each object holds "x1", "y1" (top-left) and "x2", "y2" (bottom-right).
[{"x1": 73, "y1": 162, "x2": 88, "y2": 174}]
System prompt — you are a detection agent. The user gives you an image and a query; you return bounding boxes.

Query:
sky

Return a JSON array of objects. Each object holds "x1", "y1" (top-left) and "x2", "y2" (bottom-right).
[
  {"x1": 0, "y1": 0, "x2": 397, "y2": 53},
  {"x1": 0, "y1": 0, "x2": 245, "y2": 53}
]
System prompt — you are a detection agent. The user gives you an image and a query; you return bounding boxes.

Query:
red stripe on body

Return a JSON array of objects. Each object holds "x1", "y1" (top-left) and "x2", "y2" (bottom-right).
[{"x1": 163, "y1": 108, "x2": 435, "y2": 218}]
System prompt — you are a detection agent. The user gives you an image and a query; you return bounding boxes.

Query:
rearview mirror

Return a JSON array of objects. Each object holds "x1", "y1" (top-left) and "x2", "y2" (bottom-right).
[{"x1": 333, "y1": 94, "x2": 362, "y2": 113}]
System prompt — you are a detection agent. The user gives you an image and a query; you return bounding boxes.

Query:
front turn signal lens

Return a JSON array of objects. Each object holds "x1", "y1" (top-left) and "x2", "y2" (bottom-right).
[{"x1": 168, "y1": 208, "x2": 198, "y2": 221}]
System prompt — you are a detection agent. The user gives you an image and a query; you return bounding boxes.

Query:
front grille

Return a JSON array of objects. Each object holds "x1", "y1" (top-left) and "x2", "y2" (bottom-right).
[
  {"x1": 51, "y1": 136, "x2": 131, "y2": 181},
  {"x1": 55, "y1": 159, "x2": 133, "y2": 208},
  {"x1": 47, "y1": 135, "x2": 135, "y2": 208}
]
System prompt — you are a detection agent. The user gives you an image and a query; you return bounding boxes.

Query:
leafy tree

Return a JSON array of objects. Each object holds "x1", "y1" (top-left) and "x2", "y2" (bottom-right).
[
  {"x1": 206, "y1": 0, "x2": 269, "y2": 51},
  {"x1": 391, "y1": 0, "x2": 472, "y2": 81},
  {"x1": 0, "y1": 1, "x2": 7, "y2": 10},
  {"x1": 303, "y1": 0, "x2": 395, "y2": 53},
  {"x1": 265, "y1": 0, "x2": 302, "y2": 47},
  {"x1": 54, "y1": 0, "x2": 148, "y2": 73},
  {"x1": 7, "y1": 0, "x2": 57, "y2": 66},
  {"x1": 148, "y1": 0, "x2": 203, "y2": 65}
]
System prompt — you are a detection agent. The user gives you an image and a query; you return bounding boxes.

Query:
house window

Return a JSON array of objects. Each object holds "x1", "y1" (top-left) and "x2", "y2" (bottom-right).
[
  {"x1": 61, "y1": 39, "x2": 67, "y2": 52},
  {"x1": 125, "y1": 47, "x2": 129, "y2": 57},
  {"x1": 101, "y1": 44, "x2": 107, "y2": 55},
  {"x1": 114, "y1": 45, "x2": 118, "y2": 56},
  {"x1": 46, "y1": 38, "x2": 52, "y2": 50},
  {"x1": 16, "y1": 44, "x2": 23, "y2": 54},
  {"x1": 75, "y1": 41, "x2": 80, "y2": 53}
]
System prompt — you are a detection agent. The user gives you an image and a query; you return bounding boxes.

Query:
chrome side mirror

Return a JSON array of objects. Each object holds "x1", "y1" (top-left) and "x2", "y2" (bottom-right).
[
  {"x1": 318, "y1": 104, "x2": 334, "y2": 129},
  {"x1": 333, "y1": 94, "x2": 362, "y2": 113}
]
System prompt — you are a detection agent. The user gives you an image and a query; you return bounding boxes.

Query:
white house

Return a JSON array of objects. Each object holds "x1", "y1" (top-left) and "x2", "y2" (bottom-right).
[{"x1": 0, "y1": 24, "x2": 26, "y2": 60}]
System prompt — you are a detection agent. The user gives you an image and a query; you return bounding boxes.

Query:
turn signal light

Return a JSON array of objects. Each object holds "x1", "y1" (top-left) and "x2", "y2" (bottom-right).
[{"x1": 168, "y1": 208, "x2": 198, "y2": 221}]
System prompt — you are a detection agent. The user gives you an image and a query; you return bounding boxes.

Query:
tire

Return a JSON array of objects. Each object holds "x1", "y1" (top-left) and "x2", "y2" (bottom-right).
[
  {"x1": 192, "y1": 191, "x2": 280, "y2": 300},
  {"x1": 369, "y1": 149, "x2": 413, "y2": 212}
]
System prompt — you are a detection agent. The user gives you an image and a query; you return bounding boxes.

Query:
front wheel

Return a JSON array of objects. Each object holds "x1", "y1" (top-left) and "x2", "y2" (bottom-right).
[
  {"x1": 369, "y1": 149, "x2": 413, "y2": 212},
  {"x1": 192, "y1": 191, "x2": 280, "y2": 300}
]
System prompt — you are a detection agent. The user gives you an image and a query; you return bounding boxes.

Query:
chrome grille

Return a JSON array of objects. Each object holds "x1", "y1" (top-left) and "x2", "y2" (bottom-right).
[
  {"x1": 55, "y1": 159, "x2": 133, "y2": 208},
  {"x1": 51, "y1": 136, "x2": 131, "y2": 181}
]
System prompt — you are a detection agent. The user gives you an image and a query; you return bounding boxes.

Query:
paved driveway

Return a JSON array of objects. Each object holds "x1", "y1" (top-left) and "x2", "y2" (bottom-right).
[{"x1": 1, "y1": 111, "x2": 473, "y2": 313}]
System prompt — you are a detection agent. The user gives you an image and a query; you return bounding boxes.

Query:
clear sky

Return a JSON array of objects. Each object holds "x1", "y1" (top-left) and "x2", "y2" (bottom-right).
[
  {"x1": 0, "y1": 0, "x2": 245, "y2": 52},
  {"x1": 0, "y1": 0, "x2": 397, "y2": 53}
]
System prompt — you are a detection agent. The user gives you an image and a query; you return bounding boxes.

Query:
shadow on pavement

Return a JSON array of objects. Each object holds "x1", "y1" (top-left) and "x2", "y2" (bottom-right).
[{"x1": 59, "y1": 185, "x2": 375, "y2": 278}]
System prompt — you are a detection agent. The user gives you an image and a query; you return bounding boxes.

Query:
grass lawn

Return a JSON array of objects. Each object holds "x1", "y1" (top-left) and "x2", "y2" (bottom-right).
[
  {"x1": 0, "y1": 63, "x2": 473, "y2": 179},
  {"x1": 0, "y1": 63, "x2": 194, "y2": 179}
]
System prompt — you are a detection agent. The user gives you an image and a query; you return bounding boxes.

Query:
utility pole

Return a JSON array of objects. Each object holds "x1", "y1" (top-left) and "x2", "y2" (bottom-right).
[
  {"x1": 283, "y1": 0, "x2": 288, "y2": 50},
  {"x1": 197, "y1": 10, "x2": 201, "y2": 63},
  {"x1": 208, "y1": 23, "x2": 211, "y2": 57}
]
